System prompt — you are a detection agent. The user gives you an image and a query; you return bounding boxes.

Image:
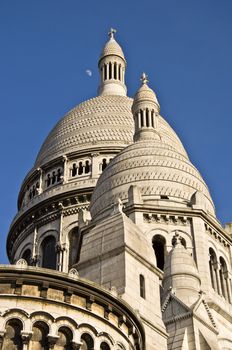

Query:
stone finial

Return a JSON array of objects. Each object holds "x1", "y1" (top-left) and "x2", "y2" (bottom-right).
[
  {"x1": 108, "y1": 27, "x2": 116, "y2": 39},
  {"x1": 140, "y1": 72, "x2": 149, "y2": 85}
]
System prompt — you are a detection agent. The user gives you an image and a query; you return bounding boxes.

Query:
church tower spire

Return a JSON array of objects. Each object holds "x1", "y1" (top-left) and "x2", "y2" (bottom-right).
[
  {"x1": 98, "y1": 29, "x2": 127, "y2": 96},
  {"x1": 132, "y1": 73, "x2": 160, "y2": 141}
]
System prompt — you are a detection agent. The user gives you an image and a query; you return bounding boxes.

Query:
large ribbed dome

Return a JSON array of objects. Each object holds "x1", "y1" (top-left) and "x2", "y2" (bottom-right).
[
  {"x1": 90, "y1": 128, "x2": 215, "y2": 220},
  {"x1": 35, "y1": 95, "x2": 134, "y2": 167}
]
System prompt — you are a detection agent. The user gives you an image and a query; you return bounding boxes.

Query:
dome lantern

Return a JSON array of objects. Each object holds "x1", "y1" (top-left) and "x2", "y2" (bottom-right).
[
  {"x1": 98, "y1": 29, "x2": 127, "y2": 96},
  {"x1": 132, "y1": 73, "x2": 160, "y2": 142}
]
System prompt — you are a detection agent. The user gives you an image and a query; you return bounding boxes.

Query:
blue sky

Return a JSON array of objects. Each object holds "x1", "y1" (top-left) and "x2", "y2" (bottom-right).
[{"x1": 1, "y1": 0, "x2": 232, "y2": 263}]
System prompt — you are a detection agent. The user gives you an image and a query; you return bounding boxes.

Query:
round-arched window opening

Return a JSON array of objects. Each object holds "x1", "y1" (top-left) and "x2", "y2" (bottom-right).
[
  {"x1": 3, "y1": 318, "x2": 23, "y2": 350},
  {"x1": 56, "y1": 326, "x2": 73, "y2": 349},
  {"x1": 31, "y1": 321, "x2": 49, "y2": 349},
  {"x1": 81, "y1": 333, "x2": 94, "y2": 350},
  {"x1": 152, "y1": 234, "x2": 166, "y2": 271},
  {"x1": 100, "y1": 342, "x2": 111, "y2": 350},
  {"x1": 41, "y1": 235, "x2": 56, "y2": 270},
  {"x1": 68, "y1": 227, "x2": 81, "y2": 269}
]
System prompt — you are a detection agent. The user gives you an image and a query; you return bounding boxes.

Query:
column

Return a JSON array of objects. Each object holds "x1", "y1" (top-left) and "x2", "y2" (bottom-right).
[
  {"x1": 21, "y1": 332, "x2": 32, "y2": 350},
  {"x1": 106, "y1": 63, "x2": 109, "y2": 80},
  {"x1": 62, "y1": 155, "x2": 68, "y2": 183},
  {"x1": 137, "y1": 112, "x2": 141, "y2": 128},
  {"x1": 214, "y1": 262, "x2": 222, "y2": 295},
  {"x1": 37, "y1": 168, "x2": 43, "y2": 194},
  {"x1": 148, "y1": 109, "x2": 152, "y2": 127}
]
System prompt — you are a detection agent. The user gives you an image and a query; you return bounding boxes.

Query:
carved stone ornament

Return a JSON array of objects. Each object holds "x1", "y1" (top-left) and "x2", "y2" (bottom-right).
[
  {"x1": 68, "y1": 268, "x2": 79, "y2": 279},
  {"x1": 15, "y1": 258, "x2": 28, "y2": 268}
]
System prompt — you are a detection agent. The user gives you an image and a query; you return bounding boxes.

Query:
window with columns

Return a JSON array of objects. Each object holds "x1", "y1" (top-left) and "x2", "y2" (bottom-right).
[
  {"x1": 2, "y1": 319, "x2": 23, "y2": 350},
  {"x1": 209, "y1": 248, "x2": 231, "y2": 303},
  {"x1": 71, "y1": 160, "x2": 91, "y2": 177},
  {"x1": 30, "y1": 321, "x2": 49, "y2": 350},
  {"x1": 55, "y1": 327, "x2": 73, "y2": 350},
  {"x1": 80, "y1": 333, "x2": 94, "y2": 350}
]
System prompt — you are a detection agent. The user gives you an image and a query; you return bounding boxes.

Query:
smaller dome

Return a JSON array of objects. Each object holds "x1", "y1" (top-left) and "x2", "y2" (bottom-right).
[
  {"x1": 132, "y1": 73, "x2": 160, "y2": 113},
  {"x1": 99, "y1": 29, "x2": 125, "y2": 62}
]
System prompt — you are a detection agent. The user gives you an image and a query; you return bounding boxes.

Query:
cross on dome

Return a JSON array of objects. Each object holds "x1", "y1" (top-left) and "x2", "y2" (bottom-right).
[
  {"x1": 140, "y1": 72, "x2": 149, "y2": 85},
  {"x1": 108, "y1": 28, "x2": 116, "y2": 39}
]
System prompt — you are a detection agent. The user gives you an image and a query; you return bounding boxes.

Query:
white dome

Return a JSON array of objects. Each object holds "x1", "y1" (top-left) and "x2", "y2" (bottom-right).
[{"x1": 90, "y1": 128, "x2": 215, "y2": 220}]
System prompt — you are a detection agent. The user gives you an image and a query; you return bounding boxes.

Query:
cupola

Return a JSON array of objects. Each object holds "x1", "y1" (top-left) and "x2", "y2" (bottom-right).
[
  {"x1": 98, "y1": 29, "x2": 127, "y2": 96},
  {"x1": 132, "y1": 73, "x2": 160, "y2": 141}
]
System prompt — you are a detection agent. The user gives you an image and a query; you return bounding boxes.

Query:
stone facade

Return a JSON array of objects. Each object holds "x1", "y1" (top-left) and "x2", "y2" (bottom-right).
[{"x1": 1, "y1": 30, "x2": 232, "y2": 349}]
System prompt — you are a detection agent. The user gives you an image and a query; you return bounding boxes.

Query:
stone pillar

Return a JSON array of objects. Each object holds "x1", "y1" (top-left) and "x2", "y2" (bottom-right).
[
  {"x1": 62, "y1": 155, "x2": 68, "y2": 184},
  {"x1": 37, "y1": 168, "x2": 43, "y2": 194},
  {"x1": 148, "y1": 109, "x2": 152, "y2": 127},
  {"x1": 106, "y1": 63, "x2": 109, "y2": 80},
  {"x1": 91, "y1": 153, "x2": 100, "y2": 179},
  {"x1": 137, "y1": 112, "x2": 141, "y2": 128},
  {"x1": 215, "y1": 262, "x2": 222, "y2": 295},
  {"x1": 48, "y1": 335, "x2": 59, "y2": 349},
  {"x1": 21, "y1": 331, "x2": 32, "y2": 350}
]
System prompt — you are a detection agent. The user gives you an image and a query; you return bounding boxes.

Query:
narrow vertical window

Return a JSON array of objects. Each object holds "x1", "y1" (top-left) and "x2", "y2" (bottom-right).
[
  {"x1": 104, "y1": 64, "x2": 107, "y2": 80},
  {"x1": 139, "y1": 274, "x2": 145, "y2": 299},
  {"x1": 78, "y1": 162, "x2": 83, "y2": 175},
  {"x1": 118, "y1": 64, "x2": 121, "y2": 80},
  {"x1": 109, "y1": 62, "x2": 112, "y2": 79},
  {"x1": 146, "y1": 108, "x2": 149, "y2": 127},
  {"x1": 153, "y1": 235, "x2": 166, "y2": 271},
  {"x1": 114, "y1": 62, "x2": 117, "y2": 79},
  {"x1": 85, "y1": 160, "x2": 90, "y2": 173},
  {"x1": 140, "y1": 110, "x2": 144, "y2": 127}
]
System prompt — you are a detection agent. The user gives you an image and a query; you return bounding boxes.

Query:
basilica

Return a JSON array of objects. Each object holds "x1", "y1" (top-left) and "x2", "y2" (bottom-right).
[{"x1": 0, "y1": 30, "x2": 232, "y2": 349}]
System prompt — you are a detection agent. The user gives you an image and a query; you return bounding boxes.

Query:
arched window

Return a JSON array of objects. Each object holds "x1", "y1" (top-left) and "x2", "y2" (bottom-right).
[
  {"x1": 31, "y1": 321, "x2": 49, "y2": 350},
  {"x1": 22, "y1": 249, "x2": 31, "y2": 265},
  {"x1": 100, "y1": 342, "x2": 110, "y2": 350},
  {"x1": 81, "y1": 333, "x2": 94, "y2": 350},
  {"x1": 78, "y1": 162, "x2": 83, "y2": 175},
  {"x1": 109, "y1": 62, "x2": 112, "y2": 79},
  {"x1": 139, "y1": 274, "x2": 145, "y2": 299},
  {"x1": 114, "y1": 62, "x2": 117, "y2": 79},
  {"x1": 146, "y1": 108, "x2": 149, "y2": 127},
  {"x1": 46, "y1": 174, "x2": 51, "y2": 187},
  {"x1": 41, "y1": 236, "x2": 56, "y2": 269},
  {"x1": 151, "y1": 110, "x2": 155, "y2": 128},
  {"x1": 55, "y1": 327, "x2": 73, "y2": 350},
  {"x1": 57, "y1": 168, "x2": 62, "y2": 182},
  {"x1": 104, "y1": 64, "x2": 107, "y2": 80},
  {"x1": 72, "y1": 163, "x2": 77, "y2": 177},
  {"x1": 140, "y1": 109, "x2": 144, "y2": 127},
  {"x1": 219, "y1": 257, "x2": 228, "y2": 300},
  {"x1": 209, "y1": 248, "x2": 217, "y2": 291},
  {"x1": 3, "y1": 319, "x2": 23, "y2": 350},
  {"x1": 102, "y1": 159, "x2": 107, "y2": 171},
  {"x1": 85, "y1": 160, "x2": 90, "y2": 174},
  {"x1": 52, "y1": 171, "x2": 56, "y2": 184},
  {"x1": 68, "y1": 227, "x2": 80, "y2": 269},
  {"x1": 152, "y1": 235, "x2": 166, "y2": 271}
]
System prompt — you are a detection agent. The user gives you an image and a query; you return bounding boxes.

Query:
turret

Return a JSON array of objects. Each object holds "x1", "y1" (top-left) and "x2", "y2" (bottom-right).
[
  {"x1": 98, "y1": 28, "x2": 127, "y2": 96},
  {"x1": 132, "y1": 73, "x2": 160, "y2": 141}
]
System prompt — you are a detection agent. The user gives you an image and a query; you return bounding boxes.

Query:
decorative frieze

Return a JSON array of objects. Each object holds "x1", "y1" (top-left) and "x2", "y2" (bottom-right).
[{"x1": 143, "y1": 213, "x2": 190, "y2": 226}]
